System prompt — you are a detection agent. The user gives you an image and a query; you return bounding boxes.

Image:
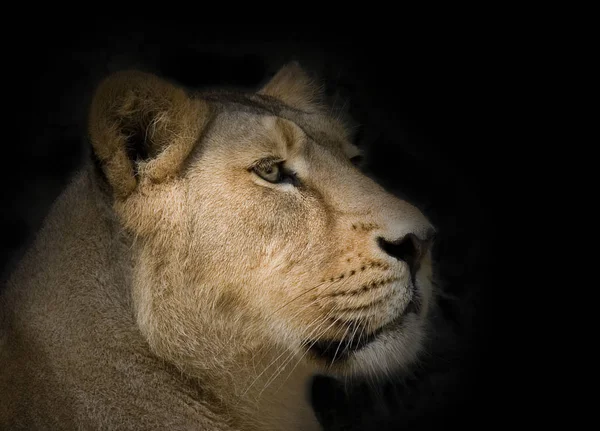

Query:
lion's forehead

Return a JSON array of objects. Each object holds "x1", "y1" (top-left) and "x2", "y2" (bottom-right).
[{"x1": 200, "y1": 91, "x2": 350, "y2": 152}]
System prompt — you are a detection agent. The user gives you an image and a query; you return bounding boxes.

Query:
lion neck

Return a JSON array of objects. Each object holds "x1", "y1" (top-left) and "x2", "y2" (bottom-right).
[
  {"x1": 109, "y1": 199, "x2": 321, "y2": 430},
  {"x1": 127, "y1": 254, "x2": 320, "y2": 430}
]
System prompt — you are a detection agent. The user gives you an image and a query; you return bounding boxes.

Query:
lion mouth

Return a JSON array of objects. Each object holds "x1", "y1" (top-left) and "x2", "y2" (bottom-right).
[
  {"x1": 304, "y1": 313, "x2": 405, "y2": 364},
  {"x1": 305, "y1": 284, "x2": 423, "y2": 364},
  {"x1": 306, "y1": 329, "x2": 381, "y2": 363}
]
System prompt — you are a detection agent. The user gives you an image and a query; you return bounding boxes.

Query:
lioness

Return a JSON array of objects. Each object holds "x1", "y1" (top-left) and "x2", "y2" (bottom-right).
[{"x1": 0, "y1": 62, "x2": 436, "y2": 430}]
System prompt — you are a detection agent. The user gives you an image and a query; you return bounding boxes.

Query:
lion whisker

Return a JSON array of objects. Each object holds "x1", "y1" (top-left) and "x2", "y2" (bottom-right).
[
  {"x1": 340, "y1": 317, "x2": 363, "y2": 362},
  {"x1": 272, "y1": 272, "x2": 350, "y2": 317},
  {"x1": 268, "y1": 311, "x2": 344, "y2": 397},
  {"x1": 272, "y1": 280, "x2": 327, "y2": 316},
  {"x1": 259, "y1": 300, "x2": 350, "y2": 398},
  {"x1": 329, "y1": 320, "x2": 353, "y2": 366},
  {"x1": 256, "y1": 312, "x2": 337, "y2": 400},
  {"x1": 239, "y1": 344, "x2": 295, "y2": 399},
  {"x1": 241, "y1": 304, "x2": 338, "y2": 402}
]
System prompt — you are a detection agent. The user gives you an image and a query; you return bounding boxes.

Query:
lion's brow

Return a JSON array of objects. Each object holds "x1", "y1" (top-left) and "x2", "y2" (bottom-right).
[
  {"x1": 200, "y1": 92, "x2": 286, "y2": 116},
  {"x1": 199, "y1": 91, "x2": 324, "y2": 145}
]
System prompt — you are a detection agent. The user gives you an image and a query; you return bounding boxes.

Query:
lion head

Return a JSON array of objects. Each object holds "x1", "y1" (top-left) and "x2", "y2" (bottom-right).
[{"x1": 89, "y1": 62, "x2": 436, "y2": 387}]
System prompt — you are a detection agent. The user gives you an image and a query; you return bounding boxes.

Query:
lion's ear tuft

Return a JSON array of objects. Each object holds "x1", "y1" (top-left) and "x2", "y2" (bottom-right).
[
  {"x1": 258, "y1": 62, "x2": 324, "y2": 111},
  {"x1": 88, "y1": 70, "x2": 209, "y2": 198}
]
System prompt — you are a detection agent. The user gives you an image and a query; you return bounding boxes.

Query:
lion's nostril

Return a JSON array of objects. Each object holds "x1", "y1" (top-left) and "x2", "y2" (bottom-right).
[{"x1": 377, "y1": 234, "x2": 423, "y2": 276}]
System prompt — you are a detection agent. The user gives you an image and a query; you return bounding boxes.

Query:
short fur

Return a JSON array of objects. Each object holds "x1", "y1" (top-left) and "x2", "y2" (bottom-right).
[{"x1": 0, "y1": 63, "x2": 436, "y2": 430}]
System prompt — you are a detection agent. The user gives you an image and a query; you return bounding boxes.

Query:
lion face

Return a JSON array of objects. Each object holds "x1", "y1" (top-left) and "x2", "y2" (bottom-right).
[
  {"x1": 184, "y1": 111, "x2": 435, "y2": 376},
  {"x1": 90, "y1": 63, "x2": 435, "y2": 382}
]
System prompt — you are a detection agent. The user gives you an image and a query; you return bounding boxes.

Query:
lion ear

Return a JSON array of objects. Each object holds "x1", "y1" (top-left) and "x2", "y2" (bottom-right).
[
  {"x1": 258, "y1": 62, "x2": 323, "y2": 111},
  {"x1": 88, "y1": 70, "x2": 210, "y2": 198}
]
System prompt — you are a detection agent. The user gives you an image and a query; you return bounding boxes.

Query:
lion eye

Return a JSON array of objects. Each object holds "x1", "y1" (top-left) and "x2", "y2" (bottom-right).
[
  {"x1": 254, "y1": 163, "x2": 283, "y2": 183},
  {"x1": 251, "y1": 159, "x2": 299, "y2": 186}
]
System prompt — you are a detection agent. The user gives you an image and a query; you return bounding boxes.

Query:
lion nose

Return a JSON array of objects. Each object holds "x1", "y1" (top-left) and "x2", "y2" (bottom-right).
[{"x1": 377, "y1": 229, "x2": 435, "y2": 276}]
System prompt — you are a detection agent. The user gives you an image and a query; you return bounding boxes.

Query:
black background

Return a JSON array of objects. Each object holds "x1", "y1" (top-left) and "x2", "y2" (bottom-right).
[{"x1": 1, "y1": 16, "x2": 501, "y2": 430}]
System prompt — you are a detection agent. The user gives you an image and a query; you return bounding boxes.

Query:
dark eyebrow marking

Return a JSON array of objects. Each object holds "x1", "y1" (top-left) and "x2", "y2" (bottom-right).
[{"x1": 199, "y1": 91, "x2": 325, "y2": 146}]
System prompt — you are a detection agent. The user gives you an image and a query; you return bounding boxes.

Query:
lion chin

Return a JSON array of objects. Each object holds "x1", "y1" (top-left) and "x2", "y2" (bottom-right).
[
  {"x1": 0, "y1": 62, "x2": 436, "y2": 431},
  {"x1": 303, "y1": 272, "x2": 432, "y2": 379}
]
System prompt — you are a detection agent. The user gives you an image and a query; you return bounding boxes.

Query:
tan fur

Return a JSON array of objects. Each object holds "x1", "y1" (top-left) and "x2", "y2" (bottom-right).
[{"x1": 0, "y1": 64, "x2": 435, "y2": 430}]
